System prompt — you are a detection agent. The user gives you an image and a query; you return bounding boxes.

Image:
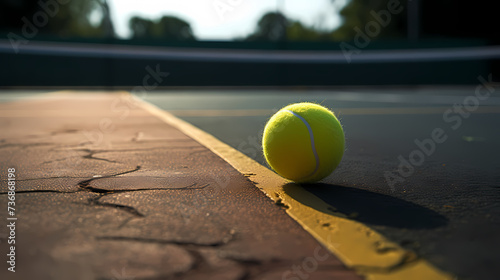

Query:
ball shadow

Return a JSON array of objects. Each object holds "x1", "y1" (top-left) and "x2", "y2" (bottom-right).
[{"x1": 283, "y1": 183, "x2": 448, "y2": 229}]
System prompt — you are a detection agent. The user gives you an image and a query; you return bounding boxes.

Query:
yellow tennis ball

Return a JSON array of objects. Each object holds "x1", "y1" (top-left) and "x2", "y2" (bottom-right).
[{"x1": 262, "y1": 102, "x2": 345, "y2": 183}]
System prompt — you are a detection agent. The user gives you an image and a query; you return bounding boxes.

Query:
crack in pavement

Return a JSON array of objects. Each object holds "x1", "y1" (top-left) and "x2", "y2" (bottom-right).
[
  {"x1": 78, "y1": 166, "x2": 143, "y2": 188},
  {"x1": 117, "y1": 217, "x2": 135, "y2": 229},
  {"x1": 81, "y1": 183, "x2": 210, "y2": 194},
  {"x1": 0, "y1": 167, "x2": 143, "y2": 195},
  {"x1": 0, "y1": 165, "x2": 215, "y2": 244},
  {"x1": 42, "y1": 146, "x2": 204, "y2": 165},
  {"x1": 165, "y1": 253, "x2": 315, "y2": 280},
  {"x1": 74, "y1": 166, "x2": 211, "y2": 219},
  {"x1": 95, "y1": 234, "x2": 235, "y2": 247},
  {"x1": 77, "y1": 165, "x2": 146, "y2": 218},
  {"x1": 3, "y1": 189, "x2": 77, "y2": 194},
  {"x1": 88, "y1": 197, "x2": 145, "y2": 217},
  {"x1": 0, "y1": 165, "x2": 209, "y2": 195},
  {"x1": 42, "y1": 148, "x2": 118, "y2": 165},
  {"x1": 0, "y1": 176, "x2": 88, "y2": 182},
  {"x1": 42, "y1": 157, "x2": 79, "y2": 165},
  {"x1": 0, "y1": 182, "x2": 209, "y2": 195},
  {"x1": 70, "y1": 166, "x2": 150, "y2": 219},
  {"x1": 92, "y1": 214, "x2": 239, "y2": 279},
  {"x1": 73, "y1": 148, "x2": 119, "y2": 164},
  {"x1": 94, "y1": 231, "x2": 242, "y2": 279},
  {"x1": 123, "y1": 247, "x2": 245, "y2": 280},
  {"x1": 183, "y1": 248, "x2": 205, "y2": 276}
]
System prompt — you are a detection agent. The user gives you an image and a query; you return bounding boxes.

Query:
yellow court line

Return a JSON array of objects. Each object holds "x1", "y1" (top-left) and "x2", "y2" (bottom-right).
[
  {"x1": 168, "y1": 106, "x2": 500, "y2": 117},
  {"x1": 131, "y1": 93, "x2": 455, "y2": 280}
]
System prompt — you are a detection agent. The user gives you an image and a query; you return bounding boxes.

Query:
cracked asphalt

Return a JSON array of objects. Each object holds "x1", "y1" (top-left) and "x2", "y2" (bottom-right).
[{"x1": 0, "y1": 92, "x2": 362, "y2": 280}]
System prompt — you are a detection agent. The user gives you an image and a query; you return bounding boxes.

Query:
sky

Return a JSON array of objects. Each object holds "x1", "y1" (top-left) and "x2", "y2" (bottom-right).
[{"x1": 107, "y1": 0, "x2": 348, "y2": 40}]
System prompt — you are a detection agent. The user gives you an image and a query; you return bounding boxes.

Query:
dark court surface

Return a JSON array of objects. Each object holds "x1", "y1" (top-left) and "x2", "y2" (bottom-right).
[{"x1": 143, "y1": 87, "x2": 500, "y2": 280}]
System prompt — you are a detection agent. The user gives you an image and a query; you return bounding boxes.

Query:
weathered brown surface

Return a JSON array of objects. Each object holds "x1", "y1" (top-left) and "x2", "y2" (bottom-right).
[{"x1": 0, "y1": 93, "x2": 362, "y2": 280}]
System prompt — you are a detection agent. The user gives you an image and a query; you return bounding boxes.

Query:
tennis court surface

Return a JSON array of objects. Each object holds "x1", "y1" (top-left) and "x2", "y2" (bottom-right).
[{"x1": 0, "y1": 86, "x2": 498, "y2": 280}]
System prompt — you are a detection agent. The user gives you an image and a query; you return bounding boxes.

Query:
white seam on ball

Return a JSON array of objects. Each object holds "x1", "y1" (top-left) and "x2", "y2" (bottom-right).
[{"x1": 284, "y1": 110, "x2": 320, "y2": 179}]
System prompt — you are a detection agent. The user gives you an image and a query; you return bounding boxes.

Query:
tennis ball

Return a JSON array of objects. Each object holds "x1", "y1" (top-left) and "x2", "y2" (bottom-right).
[{"x1": 262, "y1": 102, "x2": 345, "y2": 183}]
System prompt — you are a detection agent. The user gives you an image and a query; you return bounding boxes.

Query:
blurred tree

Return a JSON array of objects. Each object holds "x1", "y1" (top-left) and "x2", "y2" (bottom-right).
[
  {"x1": 0, "y1": 0, "x2": 113, "y2": 38},
  {"x1": 331, "y1": 0, "x2": 406, "y2": 41},
  {"x1": 287, "y1": 20, "x2": 331, "y2": 41},
  {"x1": 99, "y1": 0, "x2": 115, "y2": 37},
  {"x1": 331, "y1": 0, "x2": 498, "y2": 42},
  {"x1": 129, "y1": 17, "x2": 155, "y2": 38},
  {"x1": 244, "y1": 12, "x2": 331, "y2": 42},
  {"x1": 129, "y1": 15, "x2": 195, "y2": 41},
  {"x1": 48, "y1": 0, "x2": 111, "y2": 37},
  {"x1": 245, "y1": 12, "x2": 288, "y2": 41}
]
